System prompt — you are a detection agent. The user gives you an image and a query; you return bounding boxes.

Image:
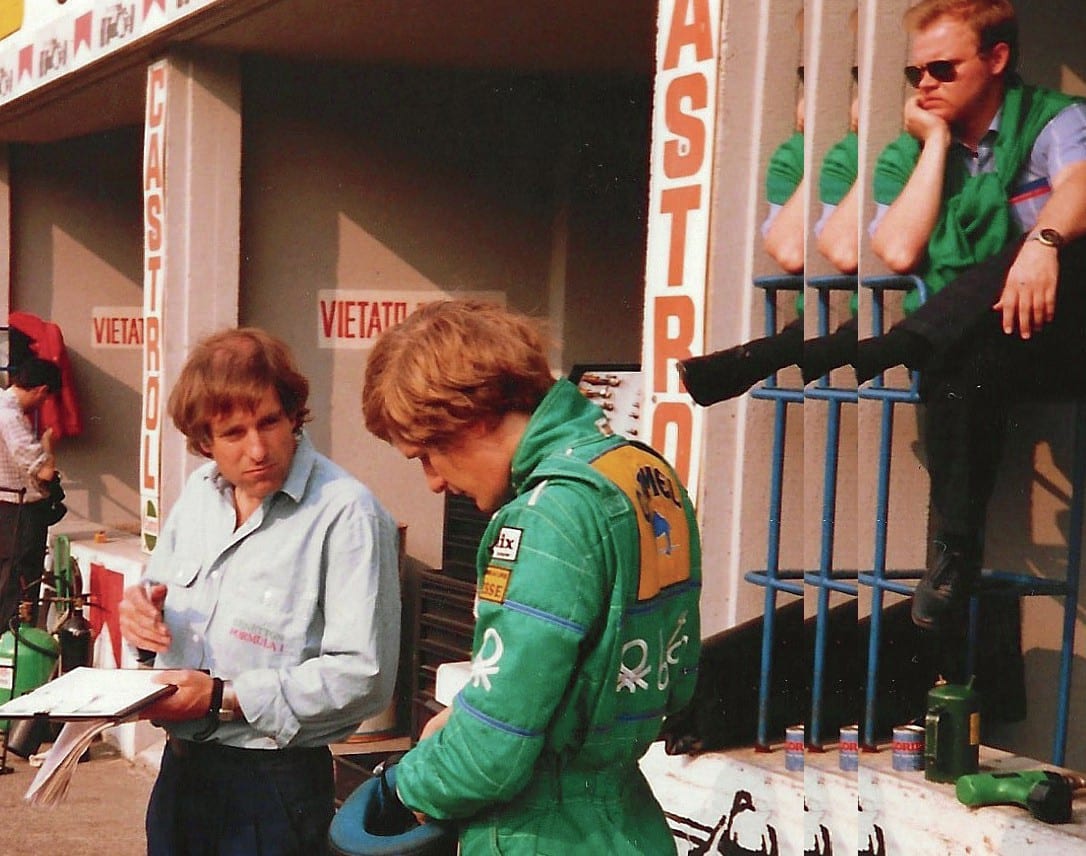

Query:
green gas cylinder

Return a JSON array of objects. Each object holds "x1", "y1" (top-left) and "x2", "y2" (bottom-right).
[{"x1": 0, "y1": 623, "x2": 59, "y2": 730}]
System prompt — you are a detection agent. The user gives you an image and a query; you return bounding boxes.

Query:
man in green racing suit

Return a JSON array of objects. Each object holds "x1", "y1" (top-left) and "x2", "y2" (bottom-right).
[{"x1": 362, "y1": 299, "x2": 702, "y2": 854}]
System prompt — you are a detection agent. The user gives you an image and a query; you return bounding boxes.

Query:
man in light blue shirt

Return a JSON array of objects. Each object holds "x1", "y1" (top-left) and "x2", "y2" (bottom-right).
[{"x1": 119, "y1": 327, "x2": 401, "y2": 856}]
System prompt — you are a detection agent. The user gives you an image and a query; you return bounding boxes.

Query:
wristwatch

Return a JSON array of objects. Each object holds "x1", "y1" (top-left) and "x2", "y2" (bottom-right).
[
  {"x1": 1029, "y1": 227, "x2": 1065, "y2": 249},
  {"x1": 218, "y1": 680, "x2": 238, "y2": 723},
  {"x1": 192, "y1": 677, "x2": 238, "y2": 740}
]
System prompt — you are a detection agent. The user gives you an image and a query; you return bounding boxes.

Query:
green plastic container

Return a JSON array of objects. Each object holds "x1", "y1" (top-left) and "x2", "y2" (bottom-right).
[{"x1": 924, "y1": 678, "x2": 980, "y2": 783}]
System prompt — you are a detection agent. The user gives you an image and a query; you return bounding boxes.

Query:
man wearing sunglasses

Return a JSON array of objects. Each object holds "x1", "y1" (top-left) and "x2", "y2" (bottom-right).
[{"x1": 857, "y1": 0, "x2": 1086, "y2": 639}]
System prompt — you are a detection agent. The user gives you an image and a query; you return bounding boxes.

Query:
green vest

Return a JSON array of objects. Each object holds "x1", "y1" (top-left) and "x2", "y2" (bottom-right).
[{"x1": 874, "y1": 80, "x2": 1079, "y2": 312}]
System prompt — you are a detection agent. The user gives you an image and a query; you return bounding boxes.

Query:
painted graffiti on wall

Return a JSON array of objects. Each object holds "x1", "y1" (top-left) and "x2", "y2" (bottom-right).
[
  {"x1": 92, "y1": 307, "x2": 144, "y2": 349},
  {"x1": 667, "y1": 790, "x2": 781, "y2": 855}
]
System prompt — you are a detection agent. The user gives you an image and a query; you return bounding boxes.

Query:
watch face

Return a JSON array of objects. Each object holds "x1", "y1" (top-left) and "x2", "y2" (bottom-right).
[{"x1": 1039, "y1": 228, "x2": 1064, "y2": 248}]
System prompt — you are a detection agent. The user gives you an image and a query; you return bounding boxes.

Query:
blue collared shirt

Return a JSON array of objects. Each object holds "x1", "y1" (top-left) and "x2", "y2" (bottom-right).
[{"x1": 147, "y1": 432, "x2": 401, "y2": 749}]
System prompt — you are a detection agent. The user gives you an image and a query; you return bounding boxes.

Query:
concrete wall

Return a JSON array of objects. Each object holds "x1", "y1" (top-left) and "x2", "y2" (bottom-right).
[
  {"x1": 706, "y1": 0, "x2": 861, "y2": 633},
  {"x1": 704, "y1": 0, "x2": 807, "y2": 634},
  {"x1": 10, "y1": 129, "x2": 145, "y2": 535},
  {"x1": 239, "y1": 59, "x2": 650, "y2": 569}
]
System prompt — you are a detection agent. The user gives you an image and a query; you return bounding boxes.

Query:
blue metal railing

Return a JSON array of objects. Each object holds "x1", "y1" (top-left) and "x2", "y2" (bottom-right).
[
  {"x1": 962, "y1": 403, "x2": 1085, "y2": 766},
  {"x1": 856, "y1": 275, "x2": 928, "y2": 750},
  {"x1": 856, "y1": 275, "x2": 1080, "y2": 765},
  {"x1": 743, "y1": 274, "x2": 861, "y2": 751},
  {"x1": 803, "y1": 275, "x2": 859, "y2": 750},
  {"x1": 745, "y1": 275, "x2": 804, "y2": 751}
]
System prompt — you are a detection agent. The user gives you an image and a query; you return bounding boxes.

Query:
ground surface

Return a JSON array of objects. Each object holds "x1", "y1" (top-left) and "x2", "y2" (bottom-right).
[{"x1": 0, "y1": 737, "x2": 154, "y2": 856}]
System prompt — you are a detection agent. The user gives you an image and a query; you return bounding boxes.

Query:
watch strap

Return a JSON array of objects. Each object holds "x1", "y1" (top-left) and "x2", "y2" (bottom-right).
[
  {"x1": 192, "y1": 677, "x2": 224, "y2": 741},
  {"x1": 218, "y1": 680, "x2": 238, "y2": 723}
]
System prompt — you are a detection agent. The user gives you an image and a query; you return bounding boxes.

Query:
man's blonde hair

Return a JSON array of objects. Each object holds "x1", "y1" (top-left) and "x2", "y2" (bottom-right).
[
  {"x1": 362, "y1": 300, "x2": 555, "y2": 448},
  {"x1": 169, "y1": 327, "x2": 311, "y2": 457},
  {"x1": 904, "y1": 0, "x2": 1018, "y2": 70}
]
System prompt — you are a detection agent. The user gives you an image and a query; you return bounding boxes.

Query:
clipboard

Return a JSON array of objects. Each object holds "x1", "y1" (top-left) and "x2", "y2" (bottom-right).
[{"x1": 0, "y1": 666, "x2": 177, "y2": 721}]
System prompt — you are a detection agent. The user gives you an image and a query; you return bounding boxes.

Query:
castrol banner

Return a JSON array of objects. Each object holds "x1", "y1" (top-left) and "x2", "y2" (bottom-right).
[
  {"x1": 640, "y1": 0, "x2": 722, "y2": 499},
  {"x1": 139, "y1": 60, "x2": 167, "y2": 554}
]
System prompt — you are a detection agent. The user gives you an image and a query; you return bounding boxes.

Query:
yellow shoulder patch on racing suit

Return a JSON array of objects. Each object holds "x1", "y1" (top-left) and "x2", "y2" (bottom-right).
[{"x1": 589, "y1": 444, "x2": 693, "y2": 601}]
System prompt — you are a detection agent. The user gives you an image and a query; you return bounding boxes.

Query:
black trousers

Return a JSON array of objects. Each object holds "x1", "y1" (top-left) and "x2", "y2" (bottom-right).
[
  {"x1": 147, "y1": 739, "x2": 335, "y2": 856},
  {"x1": 896, "y1": 236, "x2": 1086, "y2": 543},
  {"x1": 0, "y1": 498, "x2": 50, "y2": 631}
]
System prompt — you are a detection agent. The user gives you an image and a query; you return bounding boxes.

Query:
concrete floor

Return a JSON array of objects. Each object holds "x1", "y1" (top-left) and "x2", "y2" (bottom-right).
[
  {"x1": 0, "y1": 736, "x2": 155, "y2": 856},
  {"x1": 0, "y1": 730, "x2": 412, "y2": 856}
]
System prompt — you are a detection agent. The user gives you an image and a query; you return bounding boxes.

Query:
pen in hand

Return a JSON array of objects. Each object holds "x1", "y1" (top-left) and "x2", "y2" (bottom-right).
[{"x1": 125, "y1": 579, "x2": 170, "y2": 663}]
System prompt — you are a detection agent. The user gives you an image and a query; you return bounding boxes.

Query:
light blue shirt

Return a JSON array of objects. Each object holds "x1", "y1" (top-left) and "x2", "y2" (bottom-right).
[{"x1": 147, "y1": 432, "x2": 401, "y2": 749}]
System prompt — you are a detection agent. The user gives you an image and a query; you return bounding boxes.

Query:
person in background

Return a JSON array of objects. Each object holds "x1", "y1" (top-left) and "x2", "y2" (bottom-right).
[
  {"x1": 119, "y1": 327, "x2": 401, "y2": 856},
  {"x1": 362, "y1": 300, "x2": 702, "y2": 854},
  {"x1": 0, "y1": 357, "x2": 62, "y2": 631},
  {"x1": 855, "y1": 0, "x2": 1086, "y2": 636}
]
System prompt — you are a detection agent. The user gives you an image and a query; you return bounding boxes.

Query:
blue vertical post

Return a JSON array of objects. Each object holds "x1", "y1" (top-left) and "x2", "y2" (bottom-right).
[
  {"x1": 746, "y1": 276, "x2": 804, "y2": 750},
  {"x1": 1053, "y1": 402, "x2": 1086, "y2": 765},
  {"x1": 857, "y1": 276, "x2": 927, "y2": 749},
  {"x1": 804, "y1": 276, "x2": 859, "y2": 750}
]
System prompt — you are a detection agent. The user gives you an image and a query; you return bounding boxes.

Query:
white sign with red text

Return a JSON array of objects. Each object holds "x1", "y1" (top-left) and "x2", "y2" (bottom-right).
[
  {"x1": 640, "y1": 0, "x2": 722, "y2": 500},
  {"x1": 317, "y1": 289, "x2": 505, "y2": 349},
  {"x1": 92, "y1": 306, "x2": 144, "y2": 349},
  {"x1": 140, "y1": 60, "x2": 167, "y2": 554}
]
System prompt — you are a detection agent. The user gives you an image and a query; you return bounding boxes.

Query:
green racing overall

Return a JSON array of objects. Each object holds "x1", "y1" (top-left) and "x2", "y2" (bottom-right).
[{"x1": 396, "y1": 378, "x2": 702, "y2": 855}]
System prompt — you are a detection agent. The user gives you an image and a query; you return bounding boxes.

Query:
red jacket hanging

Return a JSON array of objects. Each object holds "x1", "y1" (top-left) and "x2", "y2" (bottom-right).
[{"x1": 9, "y1": 311, "x2": 84, "y2": 439}]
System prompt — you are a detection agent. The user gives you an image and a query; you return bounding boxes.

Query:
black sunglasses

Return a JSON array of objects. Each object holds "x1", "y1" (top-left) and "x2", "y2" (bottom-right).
[{"x1": 904, "y1": 58, "x2": 963, "y2": 88}]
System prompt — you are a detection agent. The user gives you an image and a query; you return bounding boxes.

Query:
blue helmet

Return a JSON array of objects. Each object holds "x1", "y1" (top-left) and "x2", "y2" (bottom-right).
[{"x1": 329, "y1": 765, "x2": 458, "y2": 856}]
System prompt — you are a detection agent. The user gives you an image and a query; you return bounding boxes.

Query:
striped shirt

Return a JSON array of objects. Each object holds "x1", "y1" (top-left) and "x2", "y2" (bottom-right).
[{"x1": 0, "y1": 387, "x2": 49, "y2": 503}]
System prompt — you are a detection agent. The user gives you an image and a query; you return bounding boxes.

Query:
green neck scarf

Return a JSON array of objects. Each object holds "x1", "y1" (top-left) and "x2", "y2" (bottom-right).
[{"x1": 874, "y1": 80, "x2": 1078, "y2": 309}]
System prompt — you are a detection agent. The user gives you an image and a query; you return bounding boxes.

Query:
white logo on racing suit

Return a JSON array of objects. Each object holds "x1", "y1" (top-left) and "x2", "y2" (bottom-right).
[
  {"x1": 470, "y1": 627, "x2": 504, "y2": 691},
  {"x1": 490, "y1": 527, "x2": 523, "y2": 562},
  {"x1": 617, "y1": 611, "x2": 691, "y2": 693},
  {"x1": 658, "y1": 611, "x2": 690, "y2": 690},
  {"x1": 617, "y1": 638, "x2": 652, "y2": 692}
]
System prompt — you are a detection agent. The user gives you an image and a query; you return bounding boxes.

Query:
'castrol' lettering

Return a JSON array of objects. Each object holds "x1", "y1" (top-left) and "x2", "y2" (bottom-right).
[
  {"x1": 141, "y1": 61, "x2": 167, "y2": 502},
  {"x1": 640, "y1": 0, "x2": 722, "y2": 495}
]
